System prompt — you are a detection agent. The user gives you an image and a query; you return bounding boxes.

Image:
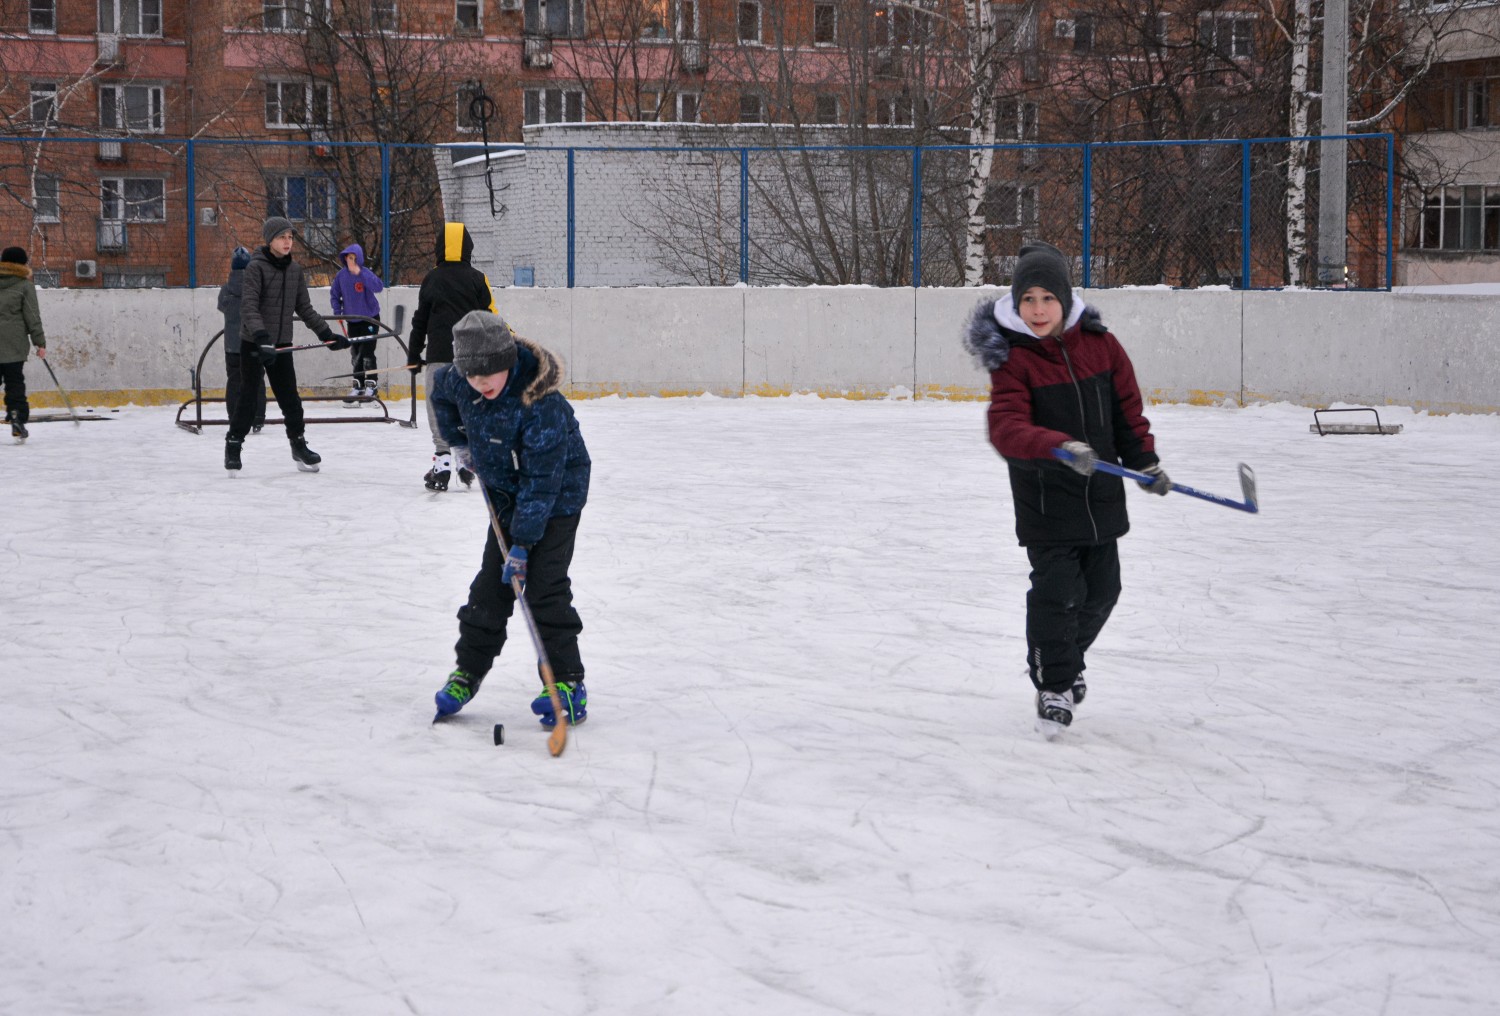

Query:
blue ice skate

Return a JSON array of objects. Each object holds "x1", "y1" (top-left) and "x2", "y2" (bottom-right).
[
  {"x1": 531, "y1": 680, "x2": 587, "y2": 728},
  {"x1": 433, "y1": 669, "x2": 477, "y2": 721}
]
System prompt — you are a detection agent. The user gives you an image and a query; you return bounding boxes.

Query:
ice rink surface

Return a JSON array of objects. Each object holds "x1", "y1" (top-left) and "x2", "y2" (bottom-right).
[{"x1": 3, "y1": 395, "x2": 1498, "y2": 1015}]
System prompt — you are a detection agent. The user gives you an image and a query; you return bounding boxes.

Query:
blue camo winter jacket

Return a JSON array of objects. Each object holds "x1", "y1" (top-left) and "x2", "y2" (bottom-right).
[{"x1": 429, "y1": 340, "x2": 590, "y2": 546}]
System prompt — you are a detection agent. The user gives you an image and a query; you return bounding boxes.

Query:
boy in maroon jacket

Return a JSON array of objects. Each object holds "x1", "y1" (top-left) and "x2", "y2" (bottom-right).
[{"x1": 963, "y1": 242, "x2": 1170, "y2": 731}]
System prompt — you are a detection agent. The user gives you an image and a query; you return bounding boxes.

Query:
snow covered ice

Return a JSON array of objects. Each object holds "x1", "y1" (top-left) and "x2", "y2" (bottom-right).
[{"x1": 3, "y1": 396, "x2": 1499, "y2": 1015}]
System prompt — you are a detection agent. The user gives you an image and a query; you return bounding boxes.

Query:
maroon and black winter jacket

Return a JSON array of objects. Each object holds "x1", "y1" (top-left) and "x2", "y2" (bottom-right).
[{"x1": 965, "y1": 299, "x2": 1158, "y2": 547}]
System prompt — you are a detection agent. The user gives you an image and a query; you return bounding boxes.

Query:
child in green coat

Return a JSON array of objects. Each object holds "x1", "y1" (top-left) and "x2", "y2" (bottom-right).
[{"x1": 0, "y1": 246, "x2": 47, "y2": 443}]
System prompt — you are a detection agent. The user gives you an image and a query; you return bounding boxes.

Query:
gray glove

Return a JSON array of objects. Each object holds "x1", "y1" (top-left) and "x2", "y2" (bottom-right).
[
  {"x1": 1058, "y1": 441, "x2": 1097, "y2": 475},
  {"x1": 1137, "y1": 464, "x2": 1171, "y2": 496}
]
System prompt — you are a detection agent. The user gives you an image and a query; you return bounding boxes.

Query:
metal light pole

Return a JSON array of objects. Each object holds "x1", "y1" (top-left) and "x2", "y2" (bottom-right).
[{"x1": 1317, "y1": 0, "x2": 1348, "y2": 286}]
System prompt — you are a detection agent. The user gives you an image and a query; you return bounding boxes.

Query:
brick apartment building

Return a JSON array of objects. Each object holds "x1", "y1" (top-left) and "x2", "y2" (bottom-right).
[{"x1": 0, "y1": 0, "x2": 1479, "y2": 290}]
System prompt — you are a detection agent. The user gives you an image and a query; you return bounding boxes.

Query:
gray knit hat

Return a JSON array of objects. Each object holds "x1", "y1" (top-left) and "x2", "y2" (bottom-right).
[
  {"x1": 262, "y1": 216, "x2": 294, "y2": 243},
  {"x1": 1010, "y1": 241, "x2": 1073, "y2": 321},
  {"x1": 452, "y1": 310, "x2": 517, "y2": 377}
]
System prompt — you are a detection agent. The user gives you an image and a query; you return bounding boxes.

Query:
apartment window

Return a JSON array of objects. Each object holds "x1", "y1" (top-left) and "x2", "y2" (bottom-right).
[
  {"x1": 814, "y1": 94, "x2": 840, "y2": 124},
  {"x1": 269, "y1": 174, "x2": 335, "y2": 224},
  {"x1": 523, "y1": 88, "x2": 583, "y2": 125},
  {"x1": 997, "y1": 99, "x2": 1038, "y2": 141},
  {"x1": 1454, "y1": 79, "x2": 1492, "y2": 129},
  {"x1": 34, "y1": 175, "x2": 60, "y2": 222},
  {"x1": 101, "y1": 84, "x2": 165, "y2": 133},
  {"x1": 524, "y1": 0, "x2": 585, "y2": 37},
  {"x1": 1072, "y1": 14, "x2": 1094, "y2": 52},
  {"x1": 1199, "y1": 13, "x2": 1255, "y2": 58},
  {"x1": 738, "y1": 92, "x2": 763, "y2": 122},
  {"x1": 264, "y1": 0, "x2": 330, "y2": 30},
  {"x1": 457, "y1": 83, "x2": 485, "y2": 131},
  {"x1": 456, "y1": 0, "x2": 480, "y2": 32},
  {"x1": 737, "y1": 1, "x2": 760, "y2": 43},
  {"x1": 1417, "y1": 185, "x2": 1500, "y2": 251},
  {"x1": 103, "y1": 269, "x2": 167, "y2": 288},
  {"x1": 983, "y1": 183, "x2": 1039, "y2": 228},
  {"x1": 675, "y1": 91, "x2": 700, "y2": 122},
  {"x1": 32, "y1": 269, "x2": 61, "y2": 287},
  {"x1": 1147, "y1": 12, "x2": 1168, "y2": 48},
  {"x1": 99, "y1": 0, "x2": 162, "y2": 36},
  {"x1": 30, "y1": 0, "x2": 56, "y2": 33},
  {"x1": 101, "y1": 177, "x2": 165, "y2": 222},
  {"x1": 876, "y1": 95, "x2": 914, "y2": 126},
  {"x1": 641, "y1": 90, "x2": 697, "y2": 122},
  {"x1": 266, "y1": 81, "x2": 331, "y2": 128},
  {"x1": 30, "y1": 83, "x2": 59, "y2": 125},
  {"x1": 813, "y1": 2, "x2": 837, "y2": 44},
  {"x1": 372, "y1": 0, "x2": 396, "y2": 29},
  {"x1": 874, "y1": 3, "x2": 927, "y2": 47},
  {"x1": 676, "y1": 0, "x2": 698, "y2": 39}
]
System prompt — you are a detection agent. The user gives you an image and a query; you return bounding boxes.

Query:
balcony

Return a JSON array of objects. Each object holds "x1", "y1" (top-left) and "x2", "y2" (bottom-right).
[
  {"x1": 96, "y1": 33, "x2": 121, "y2": 66},
  {"x1": 873, "y1": 47, "x2": 900, "y2": 79},
  {"x1": 523, "y1": 33, "x2": 553, "y2": 69},
  {"x1": 97, "y1": 220, "x2": 127, "y2": 253}
]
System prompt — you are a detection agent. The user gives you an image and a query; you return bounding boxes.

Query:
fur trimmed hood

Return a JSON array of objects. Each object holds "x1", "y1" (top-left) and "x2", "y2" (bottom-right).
[
  {"x1": 516, "y1": 336, "x2": 563, "y2": 407},
  {"x1": 962, "y1": 291, "x2": 1102, "y2": 370},
  {"x1": 0, "y1": 261, "x2": 33, "y2": 282}
]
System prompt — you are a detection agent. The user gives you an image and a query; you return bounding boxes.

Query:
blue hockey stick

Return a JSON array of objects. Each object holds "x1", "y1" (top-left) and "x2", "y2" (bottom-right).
[{"x1": 1051, "y1": 448, "x2": 1259, "y2": 514}]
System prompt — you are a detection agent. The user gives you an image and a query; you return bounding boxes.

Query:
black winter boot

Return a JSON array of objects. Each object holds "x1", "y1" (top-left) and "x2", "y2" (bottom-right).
[
  {"x1": 290, "y1": 437, "x2": 321, "y2": 472},
  {"x1": 224, "y1": 437, "x2": 243, "y2": 474}
]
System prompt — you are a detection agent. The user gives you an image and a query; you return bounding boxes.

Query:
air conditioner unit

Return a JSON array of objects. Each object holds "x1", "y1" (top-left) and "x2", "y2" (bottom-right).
[
  {"x1": 310, "y1": 128, "x2": 333, "y2": 159},
  {"x1": 199, "y1": 207, "x2": 218, "y2": 226},
  {"x1": 98, "y1": 140, "x2": 124, "y2": 161},
  {"x1": 75, "y1": 260, "x2": 98, "y2": 279},
  {"x1": 1053, "y1": 18, "x2": 1074, "y2": 38},
  {"x1": 499, "y1": 0, "x2": 520, "y2": 9}
]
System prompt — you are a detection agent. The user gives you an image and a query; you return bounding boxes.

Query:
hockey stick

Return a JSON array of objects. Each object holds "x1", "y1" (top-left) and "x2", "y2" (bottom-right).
[
  {"x1": 320, "y1": 363, "x2": 417, "y2": 382},
  {"x1": 273, "y1": 334, "x2": 382, "y2": 355},
  {"x1": 479, "y1": 484, "x2": 568, "y2": 758},
  {"x1": 40, "y1": 357, "x2": 80, "y2": 427},
  {"x1": 1052, "y1": 448, "x2": 1259, "y2": 514}
]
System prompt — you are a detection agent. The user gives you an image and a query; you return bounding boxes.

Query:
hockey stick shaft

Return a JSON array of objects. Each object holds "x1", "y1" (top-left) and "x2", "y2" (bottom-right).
[
  {"x1": 40, "y1": 358, "x2": 79, "y2": 426},
  {"x1": 275, "y1": 334, "x2": 381, "y2": 354},
  {"x1": 479, "y1": 484, "x2": 568, "y2": 757},
  {"x1": 1051, "y1": 448, "x2": 1259, "y2": 513},
  {"x1": 321, "y1": 364, "x2": 416, "y2": 381}
]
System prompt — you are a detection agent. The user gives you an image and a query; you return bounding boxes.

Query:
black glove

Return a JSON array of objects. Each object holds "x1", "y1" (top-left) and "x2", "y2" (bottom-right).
[
  {"x1": 407, "y1": 354, "x2": 425, "y2": 375},
  {"x1": 251, "y1": 331, "x2": 278, "y2": 367},
  {"x1": 1137, "y1": 464, "x2": 1171, "y2": 496},
  {"x1": 320, "y1": 327, "x2": 350, "y2": 351}
]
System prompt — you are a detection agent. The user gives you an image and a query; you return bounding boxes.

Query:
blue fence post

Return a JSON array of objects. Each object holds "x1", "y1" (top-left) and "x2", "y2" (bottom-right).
[
  {"x1": 1081, "y1": 143, "x2": 1092, "y2": 288},
  {"x1": 911, "y1": 146, "x2": 923, "y2": 288},
  {"x1": 380, "y1": 143, "x2": 391, "y2": 285},
  {"x1": 739, "y1": 148, "x2": 749, "y2": 285},
  {"x1": 1385, "y1": 133, "x2": 1395, "y2": 290},
  {"x1": 566, "y1": 147, "x2": 576, "y2": 289},
  {"x1": 185, "y1": 139, "x2": 196, "y2": 288},
  {"x1": 1241, "y1": 141, "x2": 1252, "y2": 290}
]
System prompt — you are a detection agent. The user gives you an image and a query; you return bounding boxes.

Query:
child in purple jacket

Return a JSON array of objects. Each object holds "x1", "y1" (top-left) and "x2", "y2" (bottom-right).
[{"x1": 329, "y1": 242, "x2": 385, "y2": 403}]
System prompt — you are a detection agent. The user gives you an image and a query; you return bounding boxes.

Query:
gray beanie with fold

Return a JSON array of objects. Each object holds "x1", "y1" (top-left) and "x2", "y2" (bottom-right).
[
  {"x1": 1010, "y1": 241, "x2": 1073, "y2": 321},
  {"x1": 452, "y1": 310, "x2": 517, "y2": 377},
  {"x1": 262, "y1": 216, "x2": 294, "y2": 243}
]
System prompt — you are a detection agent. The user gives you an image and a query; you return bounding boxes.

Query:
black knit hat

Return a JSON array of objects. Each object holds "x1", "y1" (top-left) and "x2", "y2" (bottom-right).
[
  {"x1": 262, "y1": 216, "x2": 294, "y2": 243},
  {"x1": 1, "y1": 246, "x2": 28, "y2": 265},
  {"x1": 452, "y1": 310, "x2": 517, "y2": 377},
  {"x1": 1010, "y1": 241, "x2": 1072, "y2": 321}
]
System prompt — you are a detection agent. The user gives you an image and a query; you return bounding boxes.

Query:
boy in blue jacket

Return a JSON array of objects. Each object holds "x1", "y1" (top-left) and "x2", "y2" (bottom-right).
[{"x1": 428, "y1": 310, "x2": 592, "y2": 728}]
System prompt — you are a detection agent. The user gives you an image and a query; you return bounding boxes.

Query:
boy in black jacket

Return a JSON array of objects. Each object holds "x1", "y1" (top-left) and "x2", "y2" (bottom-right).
[
  {"x1": 406, "y1": 222, "x2": 495, "y2": 491},
  {"x1": 225, "y1": 217, "x2": 347, "y2": 475},
  {"x1": 964, "y1": 242, "x2": 1170, "y2": 732}
]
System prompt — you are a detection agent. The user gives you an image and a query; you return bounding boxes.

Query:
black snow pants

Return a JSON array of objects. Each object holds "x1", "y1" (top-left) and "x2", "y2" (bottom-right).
[
  {"x1": 1, "y1": 361, "x2": 27, "y2": 425},
  {"x1": 228, "y1": 349, "x2": 305, "y2": 442},
  {"x1": 1025, "y1": 540, "x2": 1121, "y2": 694},
  {"x1": 455, "y1": 507, "x2": 585, "y2": 687}
]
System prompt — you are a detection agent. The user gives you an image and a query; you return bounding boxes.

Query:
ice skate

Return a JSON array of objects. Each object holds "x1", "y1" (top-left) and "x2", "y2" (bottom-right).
[
  {"x1": 1071, "y1": 675, "x2": 1087, "y2": 706},
  {"x1": 433, "y1": 668, "x2": 479, "y2": 721},
  {"x1": 531, "y1": 680, "x2": 587, "y2": 728},
  {"x1": 10, "y1": 420, "x2": 27, "y2": 444},
  {"x1": 423, "y1": 453, "x2": 452, "y2": 491},
  {"x1": 290, "y1": 437, "x2": 321, "y2": 472},
  {"x1": 224, "y1": 436, "x2": 242, "y2": 475},
  {"x1": 457, "y1": 466, "x2": 475, "y2": 488},
  {"x1": 342, "y1": 384, "x2": 361, "y2": 407},
  {"x1": 362, "y1": 380, "x2": 378, "y2": 401},
  {"x1": 1035, "y1": 689, "x2": 1073, "y2": 739}
]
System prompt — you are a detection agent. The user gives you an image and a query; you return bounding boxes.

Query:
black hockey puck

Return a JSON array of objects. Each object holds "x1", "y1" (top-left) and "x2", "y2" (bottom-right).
[{"x1": 493, "y1": 723, "x2": 505, "y2": 745}]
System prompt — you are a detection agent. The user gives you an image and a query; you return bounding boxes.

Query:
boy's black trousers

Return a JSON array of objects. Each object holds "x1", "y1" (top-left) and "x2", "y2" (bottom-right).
[
  {"x1": 455, "y1": 508, "x2": 585, "y2": 686},
  {"x1": 223, "y1": 351, "x2": 267, "y2": 428},
  {"x1": 1, "y1": 361, "x2": 27, "y2": 424},
  {"x1": 1025, "y1": 540, "x2": 1121, "y2": 693},
  {"x1": 228, "y1": 351, "x2": 304, "y2": 441},
  {"x1": 347, "y1": 318, "x2": 379, "y2": 378}
]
